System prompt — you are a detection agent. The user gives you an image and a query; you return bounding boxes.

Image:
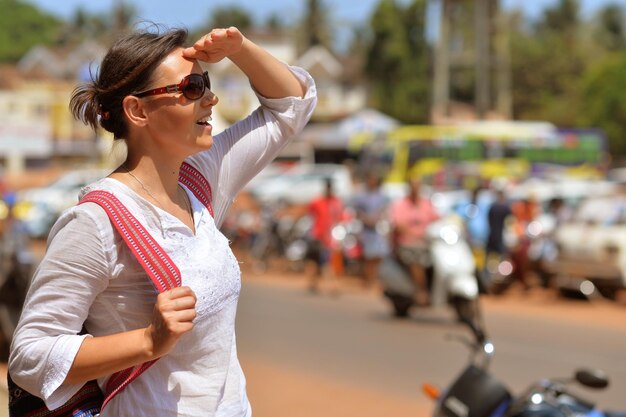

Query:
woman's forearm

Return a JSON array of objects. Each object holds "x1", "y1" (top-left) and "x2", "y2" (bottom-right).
[
  {"x1": 229, "y1": 38, "x2": 306, "y2": 99},
  {"x1": 64, "y1": 327, "x2": 154, "y2": 384}
]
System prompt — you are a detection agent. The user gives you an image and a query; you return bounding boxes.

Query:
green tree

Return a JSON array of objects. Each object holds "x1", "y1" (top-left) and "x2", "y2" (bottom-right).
[
  {"x1": 582, "y1": 52, "x2": 626, "y2": 159},
  {"x1": 265, "y1": 13, "x2": 286, "y2": 31},
  {"x1": 364, "y1": 0, "x2": 430, "y2": 124},
  {"x1": 191, "y1": 6, "x2": 253, "y2": 42},
  {"x1": 293, "y1": 0, "x2": 333, "y2": 55},
  {"x1": 207, "y1": 6, "x2": 253, "y2": 31},
  {"x1": 57, "y1": 6, "x2": 123, "y2": 46},
  {"x1": 536, "y1": 0, "x2": 580, "y2": 34},
  {"x1": 593, "y1": 4, "x2": 626, "y2": 51},
  {"x1": 0, "y1": 0, "x2": 63, "y2": 62},
  {"x1": 510, "y1": 0, "x2": 586, "y2": 125}
]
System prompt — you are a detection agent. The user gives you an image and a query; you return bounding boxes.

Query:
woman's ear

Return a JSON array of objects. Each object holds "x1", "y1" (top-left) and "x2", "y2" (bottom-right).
[{"x1": 122, "y1": 96, "x2": 148, "y2": 128}]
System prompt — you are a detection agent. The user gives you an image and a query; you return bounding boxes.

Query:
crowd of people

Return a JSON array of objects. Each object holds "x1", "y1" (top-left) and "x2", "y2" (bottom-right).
[{"x1": 225, "y1": 170, "x2": 578, "y2": 300}]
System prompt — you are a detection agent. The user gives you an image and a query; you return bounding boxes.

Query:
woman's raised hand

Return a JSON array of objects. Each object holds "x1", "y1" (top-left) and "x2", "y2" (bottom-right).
[
  {"x1": 182, "y1": 27, "x2": 245, "y2": 63},
  {"x1": 145, "y1": 286, "x2": 197, "y2": 358}
]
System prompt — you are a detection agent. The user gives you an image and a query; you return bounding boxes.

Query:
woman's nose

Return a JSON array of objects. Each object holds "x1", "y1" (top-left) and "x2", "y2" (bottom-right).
[{"x1": 202, "y1": 90, "x2": 218, "y2": 106}]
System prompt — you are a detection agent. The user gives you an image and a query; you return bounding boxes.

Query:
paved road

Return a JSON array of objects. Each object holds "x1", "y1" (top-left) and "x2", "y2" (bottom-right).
[{"x1": 236, "y1": 274, "x2": 626, "y2": 417}]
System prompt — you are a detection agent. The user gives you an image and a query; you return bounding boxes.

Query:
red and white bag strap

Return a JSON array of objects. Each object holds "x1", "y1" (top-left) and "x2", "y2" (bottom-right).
[
  {"x1": 79, "y1": 190, "x2": 182, "y2": 409},
  {"x1": 178, "y1": 162, "x2": 213, "y2": 216}
]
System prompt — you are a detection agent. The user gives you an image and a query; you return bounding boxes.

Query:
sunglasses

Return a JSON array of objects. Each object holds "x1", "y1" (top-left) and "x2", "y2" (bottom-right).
[{"x1": 134, "y1": 71, "x2": 212, "y2": 101}]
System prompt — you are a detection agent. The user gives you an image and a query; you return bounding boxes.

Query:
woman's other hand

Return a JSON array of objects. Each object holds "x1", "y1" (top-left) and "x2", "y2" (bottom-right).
[
  {"x1": 182, "y1": 27, "x2": 245, "y2": 63},
  {"x1": 146, "y1": 286, "x2": 197, "y2": 358}
]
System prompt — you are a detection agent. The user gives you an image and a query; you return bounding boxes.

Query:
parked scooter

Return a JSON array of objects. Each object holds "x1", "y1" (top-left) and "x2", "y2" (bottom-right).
[
  {"x1": 422, "y1": 321, "x2": 626, "y2": 417},
  {"x1": 378, "y1": 214, "x2": 480, "y2": 324}
]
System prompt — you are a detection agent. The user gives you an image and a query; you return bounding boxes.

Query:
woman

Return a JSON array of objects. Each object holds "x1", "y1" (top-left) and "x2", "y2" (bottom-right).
[{"x1": 9, "y1": 25, "x2": 316, "y2": 416}]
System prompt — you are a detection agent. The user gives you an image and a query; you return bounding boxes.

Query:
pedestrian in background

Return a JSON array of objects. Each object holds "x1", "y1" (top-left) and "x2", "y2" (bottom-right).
[
  {"x1": 456, "y1": 186, "x2": 490, "y2": 272},
  {"x1": 306, "y1": 177, "x2": 344, "y2": 293},
  {"x1": 9, "y1": 24, "x2": 316, "y2": 417},
  {"x1": 389, "y1": 177, "x2": 439, "y2": 306},
  {"x1": 510, "y1": 196, "x2": 540, "y2": 290},
  {"x1": 485, "y1": 188, "x2": 513, "y2": 270},
  {"x1": 351, "y1": 173, "x2": 390, "y2": 289}
]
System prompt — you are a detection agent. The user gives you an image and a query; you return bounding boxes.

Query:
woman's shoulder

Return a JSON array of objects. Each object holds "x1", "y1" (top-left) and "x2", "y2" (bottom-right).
[{"x1": 50, "y1": 178, "x2": 130, "y2": 240}]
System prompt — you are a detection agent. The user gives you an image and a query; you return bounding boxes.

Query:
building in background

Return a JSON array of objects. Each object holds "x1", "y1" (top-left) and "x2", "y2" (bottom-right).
[
  {"x1": 0, "y1": 40, "x2": 108, "y2": 173},
  {"x1": 0, "y1": 31, "x2": 369, "y2": 175}
]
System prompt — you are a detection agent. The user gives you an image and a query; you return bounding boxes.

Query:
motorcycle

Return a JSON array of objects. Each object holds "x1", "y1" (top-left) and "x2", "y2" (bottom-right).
[
  {"x1": 378, "y1": 214, "x2": 480, "y2": 324},
  {"x1": 480, "y1": 252, "x2": 516, "y2": 295},
  {"x1": 248, "y1": 200, "x2": 307, "y2": 273},
  {"x1": 482, "y1": 212, "x2": 559, "y2": 295},
  {"x1": 422, "y1": 321, "x2": 626, "y2": 417}
]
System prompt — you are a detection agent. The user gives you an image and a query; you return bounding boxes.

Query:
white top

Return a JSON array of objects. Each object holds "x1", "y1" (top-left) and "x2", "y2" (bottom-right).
[{"x1": 9, "y1": 66, "x2": 317, "y2": 417}]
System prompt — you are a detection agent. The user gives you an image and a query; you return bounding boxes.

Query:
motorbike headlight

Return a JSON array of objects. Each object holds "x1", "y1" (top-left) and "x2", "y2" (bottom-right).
[
  {"x1": 527, "y1": 220, "x2": 543, "y2": 238},
  {"x1": 440, "y1": 225, "x2": 460, "y2": 245},
  {"x1": 580, "y1": 280, "x2": 596, "y2": 297},
  {"x1": 332, "y1": 225, "x2": 347, "y2": 241},
  {"x1": 497, "y1": 260, "x2": 514, "y2": 276}
]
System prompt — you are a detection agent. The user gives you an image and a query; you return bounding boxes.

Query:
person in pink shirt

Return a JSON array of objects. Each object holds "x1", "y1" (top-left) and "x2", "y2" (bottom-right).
[{"x1": 389, "y1": 177, "x2": 440, "y2": 305}]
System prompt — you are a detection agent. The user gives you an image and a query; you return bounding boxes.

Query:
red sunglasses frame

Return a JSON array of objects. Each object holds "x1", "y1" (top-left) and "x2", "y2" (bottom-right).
[{"x1": 134, "y1": 71, "x2": 212, "y2": 100}]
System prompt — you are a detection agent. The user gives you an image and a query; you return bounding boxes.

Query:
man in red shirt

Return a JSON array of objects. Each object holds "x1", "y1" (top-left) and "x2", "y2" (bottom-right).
[
  {"x1": 307, "y1": 178, "x2": 344, "y2": 293},
  {"x1": 389, "y1": 178, "x2": 439, "y2": 305}
]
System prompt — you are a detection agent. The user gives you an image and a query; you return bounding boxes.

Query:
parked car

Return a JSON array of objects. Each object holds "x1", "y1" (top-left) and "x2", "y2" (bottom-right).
[
  {"x1": 546, "y1": 194, "x2": 626, "y2": 299},
  {"x1": 15, "y1": 168, "x2": 110, "y2": 239}
]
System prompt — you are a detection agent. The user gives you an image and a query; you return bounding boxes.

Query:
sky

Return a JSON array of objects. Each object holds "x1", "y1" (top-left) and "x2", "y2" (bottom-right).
[{"x1": 23, "y1": 0, "x2": 626, "y2": 31}]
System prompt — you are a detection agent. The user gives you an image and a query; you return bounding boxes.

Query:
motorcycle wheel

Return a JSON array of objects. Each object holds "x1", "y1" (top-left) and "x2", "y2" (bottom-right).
[{"x1": 386, "y1": 292, "x2": 413, "y2": 318}]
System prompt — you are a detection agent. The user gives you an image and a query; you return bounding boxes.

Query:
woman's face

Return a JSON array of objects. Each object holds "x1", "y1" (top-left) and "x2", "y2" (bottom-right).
[{"x1": 139, "y1": 48, "x2": 219, "y2": 157}]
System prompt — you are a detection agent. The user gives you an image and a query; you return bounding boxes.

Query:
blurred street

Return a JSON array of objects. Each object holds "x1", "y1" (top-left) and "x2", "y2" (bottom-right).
[
  {"x1": 236, "y1": 272, "x2": 626, "y2": 416},
  {"x1": 2, "y1": 264, "x2": 626, "y2": 416}
]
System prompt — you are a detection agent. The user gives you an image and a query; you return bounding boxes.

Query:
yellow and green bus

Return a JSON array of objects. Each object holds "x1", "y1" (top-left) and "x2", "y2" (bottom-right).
[{"x1": 352, "y1": 122, "x2": 609, "y2": 186}]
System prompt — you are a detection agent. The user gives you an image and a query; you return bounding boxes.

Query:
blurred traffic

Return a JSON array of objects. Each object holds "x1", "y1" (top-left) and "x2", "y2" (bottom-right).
[
  {"x1": 2, "y1": 148, "x2": 626, "y2": 360},
  {"x1": 5, "y1": 160, "x2": 626, "y2": 285}
]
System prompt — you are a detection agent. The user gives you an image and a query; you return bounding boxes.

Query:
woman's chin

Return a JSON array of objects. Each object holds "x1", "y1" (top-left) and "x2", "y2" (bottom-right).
[{"x1": 198, "y1": 135, "x2": 214, "y2": 149}]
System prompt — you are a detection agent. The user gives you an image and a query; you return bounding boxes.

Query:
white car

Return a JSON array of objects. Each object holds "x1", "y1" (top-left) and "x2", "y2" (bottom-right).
[
  {"x1": 548, "y1": 194, "x2": 626, "y2": 299},
  {"x1": 16, "y1": 168, "x2": 110, "y2": 238}
]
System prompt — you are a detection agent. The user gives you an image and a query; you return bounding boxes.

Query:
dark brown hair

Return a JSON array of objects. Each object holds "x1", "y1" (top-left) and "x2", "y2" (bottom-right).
[{"x1": 70, "y1": 25, "x2": 188, "y2": 140}]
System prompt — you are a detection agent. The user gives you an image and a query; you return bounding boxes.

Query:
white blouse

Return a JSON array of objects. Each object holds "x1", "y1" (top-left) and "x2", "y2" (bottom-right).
[{"x1": 9, "y1": 66, "x2": 317, "y2": 417}]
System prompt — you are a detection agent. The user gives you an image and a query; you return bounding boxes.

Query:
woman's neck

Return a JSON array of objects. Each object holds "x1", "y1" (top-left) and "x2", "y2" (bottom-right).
[{"x1": 123, "y1": 155, "x2": 183, "y2": 203}]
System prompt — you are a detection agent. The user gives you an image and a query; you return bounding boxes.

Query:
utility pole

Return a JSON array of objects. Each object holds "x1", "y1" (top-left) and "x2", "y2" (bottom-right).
[
  {"x1": 431, "y1": 0, "x2": 511, "y2": 122},
  {"x1": 433, "y1": 0, "x2": 451, "y2": 119},
  {"x1": 475, "y1": 0, "x2": 490, "y2": 119}
]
